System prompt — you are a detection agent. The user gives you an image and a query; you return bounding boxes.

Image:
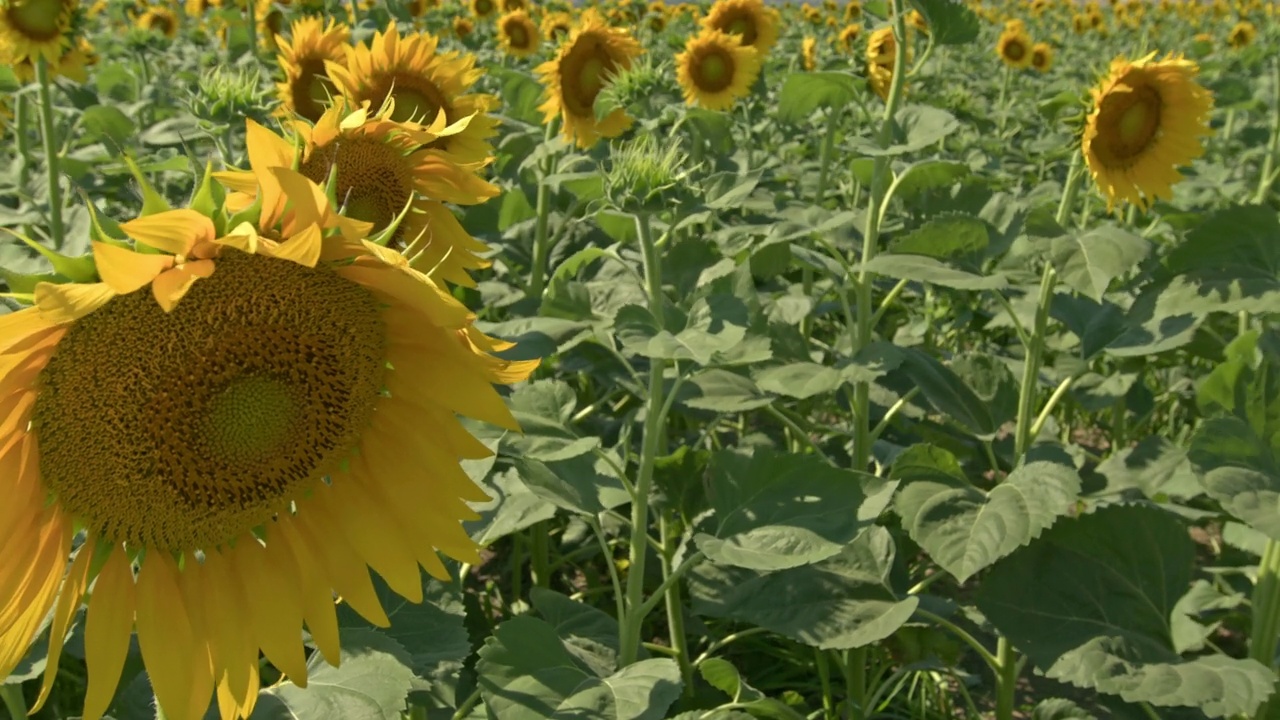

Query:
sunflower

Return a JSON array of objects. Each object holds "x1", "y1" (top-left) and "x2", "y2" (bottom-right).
[
  {"x1": 135, "y1": 4, "x2": 178, "y2": 36},
  {"x1": 185, "y1": 0, "x2": 211, "y2": 14},
  {"x1": 1227, "y1": 21, "x2": 1255, "y2": 48},
  {"x1": 701, "y1": 0, "x2": 780, "y2": 56},
  {"x1": 801, "y1": 34, "x2": 816, "y2": 70},
  {"x1": 1071, "y1": 12, "x2": 1088, "y2": 32},
  {"x1": 218, "y1": 104, "x2": 499, "y2": 288},
  {"x1": 1082, "y1": 52, "x2": 1214, "y2": 210},
  {"x1": 0, "y1": 0, "x2": 77, "y2": 64},
  {"x1": 1030, "y1": 41, "x2": 1052, "y2": 72},
  {"x1": 541, "y1": 10, "x2": 572, "y2": 41},
  {"x1": 647, "y1": 11, "x2": 666, "y2": 32},
  {"x1": 407, "y1": 0, "x2": 430, "y2": 15},
  {"x1": 453, "y1": 15, "x2": 474, "y2": 37},
  {"x1": 500, "y1": 0, "x2": 524, "y2": 10},
  {"x1": 843, "y1": 0, "x2": 860, "y2": 20},
  {"x1": 837, "y1": 23, "x2": 859, "y2": 52},
  {"x1": 905, "y1": 8, "x2": 928, "y2": 33},
  {"x1": 274, "y1": 16, "x2": 350, "y2": 122},
  {"x1": 470, "y1": 0, "x2": 496, "y2": 20},
  {"x1": 535, "y1": 9, "x2": 644, "y2": 148},
  {"x1": 497, "y1": 9, "x2": 540, "y2": 57},
  {"x1": 13, "y1": 32, "x2": 92, "y2": 82},
  {"x1": 996, "y1": 24, "x2": 1032, "y2": 69},
  {"x1": 865, "y1": 24, "x2": 910, "y2": 101},
  {"x1": 676, "y1": 28, "x2": 761, "y2": 111},
  {"x1": 0, "y1": 167, "x2": 536, "y2": 720},
  {"x1": 325, "y1": 21, "x2": 499, "y2": 165}
]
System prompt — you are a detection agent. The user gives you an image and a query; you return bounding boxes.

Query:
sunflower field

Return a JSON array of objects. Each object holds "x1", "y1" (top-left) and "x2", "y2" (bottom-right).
[{"x1": 1, "y1": 0, "x2": 1279, "y2": 718}]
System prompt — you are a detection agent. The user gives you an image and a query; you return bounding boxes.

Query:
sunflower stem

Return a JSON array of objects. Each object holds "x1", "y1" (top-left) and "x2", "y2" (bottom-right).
[
  {"x1": 529, "y1": 520, "x2": 551, "y2": 590},
  {"x1": 35, "y1": 56, "x2": 65, "y2": 250},
  {"x1": 527, "y1": 120, "x2": 559, "y2": 301},
  {"x1": 1255, "y1": 57, "x2": 1280, "y2": 204},
  {"x1": 619, "y1": 211, "x2": 668, "y2": 667},
  {"x1": 1248, "y1": 538, "x2": 1280, "y2": 720},
  {"x1": 244, "y1": 1, "x2": 260, "y2": 60},
  {"x1": 15, "y1": 94, "x2": 31, "y2": 189},
  {"x1": 994, "y1": 637, "x2": 1019, "y2": 720},
  {"x1": 658, "y1": 511, "x2": 695, "y2": 696},
  {"x1": 0, "y1": 684, "x2": 25, "y2": 720}
]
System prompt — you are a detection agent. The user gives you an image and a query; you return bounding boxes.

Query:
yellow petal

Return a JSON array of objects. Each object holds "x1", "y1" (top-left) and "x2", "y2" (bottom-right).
[
  {"x1": 245, "y1": 118, "x2": 296, "y2": 173},
  {"x1": 0, "y1": 511, "x2": 70, "y2": 679},
  {"x1": 292, "y1": 505, "x2": 390, "y2": 627},
  {"x1": 231, "y1": 539, "x2": 310, "y2": 686},
  {"x1": 273, "y1": 520, "x2": 341, "y2": 666},
  {"x1": 34, "y1": 282, "x2": 116, "y2": 324},
  {"x1": 268, "y1": 223, "x2": 323, "y2": 268},
  {"x1": 0, "y1": 308, "x2": 57, "y2": 353},
  {"x1": 0, "y1": 391, "x2": 35, "y2": 445},
  {"x1": 212, "y1": 170, "x2": 259, "y2": 195},
  {"x1": 92, "y1": 241, "x2": 175, "y2": 295},
  {"x1": 201, "y1": 549, "x2": 258, "y2": 717},
  {"x1": 338, "y1": 263, "x2": 472, "y2": 329},
  {"x1": 33, "y1": 541, "x2": 93, "y2": 711},
  {"x1": 120, "y1": 209, "x2": 215, "y2": 255},
  {"x1": 135, "y1": 553, "x2": 207, "y2": 720},
  {"x1": 152, "y1": 261, "x2": 216, "y2": 313},
  {"x1": 0, "y1": 440, "x2": 39, "y2": 542},
  {"x1": 385, "y1": 345, "x2": 522, "y2": 431},
  {"x1": 175, "y1": 556, "x2": 218, "y2": 720},
  {"x1": 82, "y1": 546, "x2": 136, "y2": 720},
  {"x1": 325, "y1": 479, "x2": 424, "y2": 603}
]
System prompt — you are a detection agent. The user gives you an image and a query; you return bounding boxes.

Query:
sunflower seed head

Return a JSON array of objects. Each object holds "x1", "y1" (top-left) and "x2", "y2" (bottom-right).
[{"x1": 605, "y1": 133, "x2": 690, "y2": 213}]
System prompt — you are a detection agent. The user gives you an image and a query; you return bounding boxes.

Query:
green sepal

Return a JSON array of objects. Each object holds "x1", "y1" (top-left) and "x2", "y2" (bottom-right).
[
  {"x1": 190, "y1": 161, "x2": 227, "y2": 236},
  {"x1": 0, "y1": 226, "x2": 99, "y2": 284},
  {"x1": 123, "y1": 154, "x2": 172, "y2": 216}
]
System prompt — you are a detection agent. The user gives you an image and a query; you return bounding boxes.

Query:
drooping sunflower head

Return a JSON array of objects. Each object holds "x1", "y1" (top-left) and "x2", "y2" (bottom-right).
[
  {"x1": 273, "y1": 16, "x2": 350, "y2": 122},
  {"x1": 702, "y1": 0, "x2": 780, "y2": 56},
  {"x1": 534, "y1": 9, "x2": 644, "y2": 148},
  {"x1": 1030, "y1": 41, "x2": 1052, "y2": 72},
  {"x1": 865, "y1": 24, "x2": 911, "y2": 100},
  {"x1": 541, "y1": 10, "x2": 573, "y2": 42},
  {"x1": 676, "y1": 28, "x2": 762, "y2": 111},
  {"x1": 838, "y1": 23, "x2": 860, "y2": 52},
  {"x1": 136, "y1": 5, "x2": 179, "y2": 37},
  {"x1": 996, "y1": 25, "x2": 1032, "y2": 69},
  {"x1": 325, "y1": 21, "x2": 499, "y2": 164},
  {"x1": 0, "y1": 0, "x2": 78, "y2": 64},
  {"x1": 1082, "y1": 52, "x2": 1214, "y2": 210},
  {"x1": 0, "y1": 167, "x2": 537, "y2": 720},
  {"x1": 801, "y1": 35, "x2": 816, "y2": 70},
  {"x1": 843, "y1": 0, "x2": 860, "y2": 20},
  {"x1": 497, "y1": 9, "x2": 540, "y2": 57},
  {"x1": 470, "y1": 0, "x2": 496, "y2": 19},
  {"x1": 1227, "y1": 20, "x2": 1256, "y2": 48}
]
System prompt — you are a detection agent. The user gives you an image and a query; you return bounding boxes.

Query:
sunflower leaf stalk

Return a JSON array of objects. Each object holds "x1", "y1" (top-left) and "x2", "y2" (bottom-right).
[
  {"x1": 527, "y1": 120, "x2": 559, "y2": 300},
  {"x1": 1249, "y1": 537, "x2": 1280, "y2": 720},
  {"x1": 35, "y1": 56, "x2": 65, "y2": 249}
]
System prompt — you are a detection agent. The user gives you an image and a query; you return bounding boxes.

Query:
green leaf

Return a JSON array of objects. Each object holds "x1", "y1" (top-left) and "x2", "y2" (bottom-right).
[
  {"x1": 680, "y1": 369, "x2": 774, "y2": 412},
  {"x1": 861, "y1": 253, "x2": 1006, "y2": 290},
  {"x1": 1165, "y1": 205, "x2": 1280, "y2": 277},
  {"x1": 892, "y1": 161, "x2": 970, "y2": 200},
  {"x1": 514, "y1": 455, "x2": 630, "y2": 516},
  {"x1": 776, "y1": 72, "x2": 863, "y2": 124},
  {"x1": 977, "y1": 505, "x2": 1275, "y2": 717},
  {"x1": 336, "y1": 574, "x2": 469, "y2": 707},
  {"x1": 1093, "y1": 436, "x2": 1203, "y2": 501},
  {"x1": 690, "y1": 527, "x2": 918, "y2": 649},
  {"x1": 531, "y1": 587, "x2": 640, "y2": 677},
  {"x1": 81, "y1": 105, "x2": 137, "y2": 149},
  {"x1": 491, "y1": 68, "x2": 545, "y2": 125},
  {"x1": 469, "y1": 468, "x2": 558, "y2": 545},
  {"x1": 1191, "y1": 416, "x2": 1280, "y2": 539},
  {"x1": 695, "y1": 448, "x2": 896, "y2": 570},
  {"x1": 752, "y1": 362, "x2": 843, "y2": 400},
  {"x1": 615, "y1": 296, "x2": 752, "y2": 366},
  {"x1": 476, "y1": 616, "x2": 682, "y2": 720},
  {"x1": 908, "y1": 0, "x2": 980, "y2": 45},
  {"x1": 851, "y1": 106, "x2": 961, "y2": 156},
  {"x1": 698, "y1": 659, "x2": 807, "y2": 720},
  {"x1": 252, "y1": 629, "x2": 415, "y2": 720},
  {"x1": 704, "y1": 170, "x2": 765, "y2": 211},
  {"x1": 1049, "y1": 226, "x2": 1150, "y2": 302},
  {"x1": 889, "y1": 215, "x2": 989, "y2": 263},
  {"x1": 898, "y1": 348, "x2": 999, "y2": 436},
  {"x1": 892, "y1": 445, "x2": 1081, "y2": 583},
  {"x1": 498, "y1": 186, "x2": 536, "y2": 231}
]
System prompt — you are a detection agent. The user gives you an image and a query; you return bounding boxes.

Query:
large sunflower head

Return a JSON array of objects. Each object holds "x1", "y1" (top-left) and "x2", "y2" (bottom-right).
[
  {"x1": 0, "y1": 0, "x2": 78, "y2": 64},
  {"x1": 497, "y1": 9, "x2": 540, "y2": 57},
  {"x1": 325, "y1": 21, "x2": 499, "y2": 165},
  {"x1": 0, "y1": 169, "x2": 537, "y2": 720},
  {"x1": 216, "y1": 104, "x2": 499, "y2": 288},
  {"x1": 1030, "y1": 41, "x2": 1052, "y2": 72},
  {"x1": 1082, "y1": 52, "x2": 1214, "y2": 210},
  {"x1": 541, "y1": 10, "x2": 573, "y2": 42},
  {"x1": 675, "y1": 28, "x2": 762, "y2": 111},
  {"x1": 701, "y1": 0, "x2": 780, "y2": 56},
  {"x1": 996, "y1": 25, "x2": 1033, "y2": 69},
  {"x1": 273, "y1": 16, "x2": 350, "y2": 122},
  {"x1": 534, "y1": 9, "x2": 644, "y2": 148}
]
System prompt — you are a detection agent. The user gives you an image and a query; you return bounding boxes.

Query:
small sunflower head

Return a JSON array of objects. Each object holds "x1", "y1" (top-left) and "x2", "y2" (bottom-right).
[{"x1": 605, "y1": 133, "x2": 691, "y2": 213}]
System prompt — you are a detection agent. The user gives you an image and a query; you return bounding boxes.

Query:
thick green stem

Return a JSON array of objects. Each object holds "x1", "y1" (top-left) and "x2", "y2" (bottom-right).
[
  {"x1": 15, "y1": 95, "x2": 30, "y2": 188},
  {"x1": 619, "y1": 212, "x2": 668, "y2": 667},
  {"x1": 0, "y1": 684, "x2": 26, "y2": 720},
  {"x1": 994, "y1": 637, "x2": 1019, "y2": 720},
  {"x1": 815, "y1": 105, "x2": 842, "y2": 206},
  {"x1": 854, "y1": 0, "x2": 910, "y2": 474},
  {"x1": 245, "y1": 1, "x2": 260, "y2": 59},
  {"x1": 845, "y1": 647, "x2": 868, "y2": 720},
  {"x1": 1255, "y1": 58, "x2": 1280, "y2": 204},
  {"x1": 659, "y1": 512, "x2": 694, "y2": 694},
  {"x1": 35, "y1": 57, "x2": 65, "y2": 249},
  {"x1": 816, "y1": 650, "x2": 836, "y2": 720},
  {"x1": 528, "y1": 121, "x2": 558, "y2": 300},
  {"x1": 1250, "y1": 539, "x2": 1280, "y2": 719}
]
